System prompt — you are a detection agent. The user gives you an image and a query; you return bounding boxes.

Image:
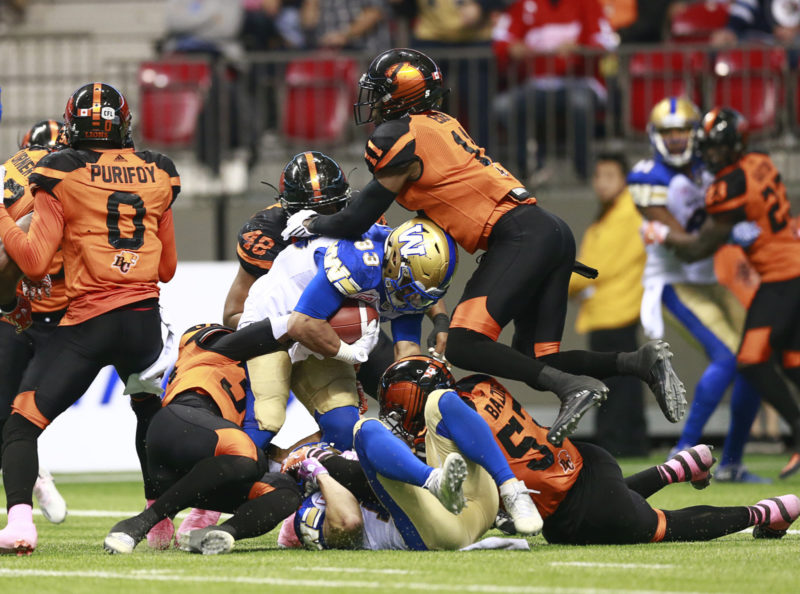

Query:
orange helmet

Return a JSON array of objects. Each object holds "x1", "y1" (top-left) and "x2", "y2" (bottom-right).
[
  {"x1": 20, "y1": 119, "x2": 64, "y2": 151},
  {"x1": 378, "y1": 355, "x2": 455, "y2": 443}
]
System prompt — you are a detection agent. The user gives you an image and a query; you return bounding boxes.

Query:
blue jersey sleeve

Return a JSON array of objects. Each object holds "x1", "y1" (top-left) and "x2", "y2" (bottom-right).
[
  {"x1": 294, "y1": 250, "x2": 346, "y2": 319},
  {"x1": 627, "y1": 159, "x2": 676, "y2": 208},
  {"x1": 389, "y1": 313, "x2": 424, "y2": 344},
  {"x1": 323, "y1": 236, "x2": 384, "y2": 297}
]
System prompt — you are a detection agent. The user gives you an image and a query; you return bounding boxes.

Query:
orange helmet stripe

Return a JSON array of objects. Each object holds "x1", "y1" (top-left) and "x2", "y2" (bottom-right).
[
  {"x1": 703, "y1": 107, "x2": 720, "y2": 133},
  {"x1": 92, "y1": 82, "x2": 103, "y2": 128},
  {"x1": 304, "y1": 152, "x2": 322, "y2": 197},
  {"x1": 48, "y1": 120, "x2": 60, "y2": 143}
]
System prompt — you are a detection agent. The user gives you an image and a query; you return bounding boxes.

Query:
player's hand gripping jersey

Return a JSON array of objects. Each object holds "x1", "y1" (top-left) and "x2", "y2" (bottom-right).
[
  {"x1": 0, "y1": 147, "x2": 180, "y2": 325},
  {"x1": 457, "y1": 375, "x2": 583, "y2": 518},
  {"x1": 162, "y1": 324, "x2": 250, "y2": 425},
  {"x1": 2, "y1": 146, "x2": 68, "y2": 313},
  {"x1": 706, "y1": 152, "x2": 800, "y2": 283},
  {"x1": 365, "y1": 111, "x2": 534, "y2": 253}
]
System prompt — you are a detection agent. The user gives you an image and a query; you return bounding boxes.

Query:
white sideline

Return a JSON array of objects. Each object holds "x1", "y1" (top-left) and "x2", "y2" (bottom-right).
[
  {"x1": 0, "y1": 568, "x2": 707, "y2": 594},
  {"x1": 549, "y1": 562, "x2": 675, "y2": 570}
]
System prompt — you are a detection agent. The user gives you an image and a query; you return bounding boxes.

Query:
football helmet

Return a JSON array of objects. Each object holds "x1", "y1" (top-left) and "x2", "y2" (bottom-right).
[
  {"x1": 63, "y1": 82, "x2": 131, "y2": 148},
  {"x1": 178, "y1": 323, "x2": 231, "y2": 349},
  {"x1": 697, "y1": 107, "x2": 749, "y2": 174},
  {"x1": 382, "y1": 217, "x2": 458, "y2": 313},
  {"x1": 378, "y1": 355, "x2": 456, "y2": 444},
  {"x1": 648, "y1": 96, "x2": 701, "y2": 168},
  {"x1": 277, "y1": 151, "x2": 351, "y2": 214},
  {"x1": 20, "y1": 119, "x2": 65, "y2": 151},
  {"x1": 354, "y1": 48, "x2": 446, "y2": 125}
]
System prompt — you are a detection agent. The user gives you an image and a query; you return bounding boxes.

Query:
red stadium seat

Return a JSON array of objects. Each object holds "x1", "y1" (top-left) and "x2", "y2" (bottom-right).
[
  {"x1": 670, "y1": 2, "x2": 730, "y2": 43},
  {"x1": 710, "y1": 48, "x2": 786, "y2": 133},
  {"x1": 625, "y1": 50, "x2": 706, "y2": 133},
  {"x1": 138, "y1": 60, "x2": 212, "y2": 146},
  {"x1": 281, "y1": 56, "x2": 358, "y2": 144}
]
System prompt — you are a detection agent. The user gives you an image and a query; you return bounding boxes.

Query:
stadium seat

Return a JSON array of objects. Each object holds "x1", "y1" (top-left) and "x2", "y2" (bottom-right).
[
  {"x1": 670, "y1": 1, "x2": 730, "y2": 43},
  {"x1": 710, "y1": 48, "x2": 786, "y2": 134},
  {"x1": 281, "y1": 56, "x2": 358, "y2": 144},
  {"x1": 624, "y1": 50, "x2": 706, "y2": 133},
  {"x1": 138, "y1": 60, "x2": 212, "y2": 146}
]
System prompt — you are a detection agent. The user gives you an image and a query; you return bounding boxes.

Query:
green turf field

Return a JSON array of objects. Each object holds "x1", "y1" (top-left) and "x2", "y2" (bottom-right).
[{"x1": 1, "y1": 453, "x2": 799, "y2": 594}]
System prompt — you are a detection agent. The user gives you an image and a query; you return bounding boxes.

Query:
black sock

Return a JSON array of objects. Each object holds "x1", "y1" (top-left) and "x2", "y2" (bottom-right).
[
  {"x1": 220, "y1": 485, "x2": 302, "y2": 540},
  {"x1": 0, "y1": 417, "x2": 6, "y2": 470},
  {"x1": 624, "y1": 467, "x2": 667, "y2": 499},
  {"x1": 539, "y1": 350, "x2": 619, "y2": 379},
  {"x1": 130, "y1": 393, "x2": 163, "y2": 499},
  {"x1": 1, "y1": 414, "x2": 42, "y2": 508},
  {"x1": 740, "y1": 364, "x2": 800, "y2": 445},
  {"x1": 661, "y1": 506, "x2": 752, "y2": 542},
  {"x1": 445, "y1": 328, "x2": 546, "y2": 386}
]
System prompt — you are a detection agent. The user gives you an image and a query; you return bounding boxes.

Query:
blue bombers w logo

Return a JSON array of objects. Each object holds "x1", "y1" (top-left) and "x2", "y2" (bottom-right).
[{"x1": 397, "y1": 224, "x2": 426, "y2": 256}]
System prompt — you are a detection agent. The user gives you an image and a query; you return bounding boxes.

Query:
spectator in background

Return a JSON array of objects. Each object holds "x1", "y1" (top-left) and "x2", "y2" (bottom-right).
[
  {"x1": 300, "y1": 0, "x2": 390, "y2": 52},
  {"x1": 568, "y1": 153, "x2": 648, "y2": 457},
  {"x1": 711, "y1": 0, "x2": 800, "y2": 46},
  {"x1": 492, "y1": 0, "x2": 618, "y2": 183},
  {"x1": 603, "y1": 0, "x2": 684, "y2": 44},
  {"x1": 241, "y1": 0, "x2": 307, "y2": 51}
]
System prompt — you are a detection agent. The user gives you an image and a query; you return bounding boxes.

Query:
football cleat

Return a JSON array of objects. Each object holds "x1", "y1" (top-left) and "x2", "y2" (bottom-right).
[
  {"x1": 177, "y1": 527, "x2": 235, "y2": 555},
  {"x1": 714, "y1": 464, "x2": 771, "y2": 484},
  {"x1": 33, "y1": 468, "x2": 67, "y2": 524},
  {"x1": 635, "y1": 340, "x2": 687, "y2": 423},
  {"x1": 104, "y1": 516, "x2": 150, "y2": 554},
  {"x1": 752, "y1": 495, "x2": 800, "y2": 539},
  {"x1": 0, "y1": 506, "x2": 37, "y2": 556},
  {"x1": 425, "y1": 452, "x2": 467, "y2": 515},
  {"x1": 778, "y1": 452, "x2": 800, "y2": 480},
  {"x1": 175, "y1": 509, "x2": 221, "y2": 546},
  {"x1": 548, "y1": 386, "x2": 608, "y2": 447},
  {"x1": 499, "y1": 479, "x2": 543, "y2": 536}
]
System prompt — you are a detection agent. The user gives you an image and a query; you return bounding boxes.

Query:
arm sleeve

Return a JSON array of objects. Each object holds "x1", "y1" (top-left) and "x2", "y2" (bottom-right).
[
  {"x1": 0, "y1": 188, "x2": 64, "y2": 279},
  {"x1": 389, "y1": 313, "x2": 424, "y2": 344},
  {"x1": 205, "y1": 319, "x2": 285, "y2": 361},
  {"x1": 157, "y1": 207, "x2": 178, "y2": 282},
  {"x1": 306, "y1": 179, "x2": 397, "y2": 239}
]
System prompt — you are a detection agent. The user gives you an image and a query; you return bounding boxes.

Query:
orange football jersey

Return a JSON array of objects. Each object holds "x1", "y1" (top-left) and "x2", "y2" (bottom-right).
[
  {"x1": 2, "y1": 147, "x2": 69, "y2": 313},
  {"x1": 457, "y1": 375, "x2": 582, "y2": 518},
  {"x1": 706, "y1": 152, "x2": 800, "y2": 282},
  {"x1": 162, "y1": 324, "x2": 249, "y2": 425},
  {"x1": 0, "y1": 146, "x2": 180, "y2": 325},
  {"x1": 365, "y1": 112, "x2": 535, "y2": 253}
]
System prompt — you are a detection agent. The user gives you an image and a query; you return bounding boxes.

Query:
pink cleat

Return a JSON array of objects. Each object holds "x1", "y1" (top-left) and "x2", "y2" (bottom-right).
[
  {"x1": 175, "y1": 509, "x2": 221, "y2": 547},
  {"x1": 0, "y1": 504, "x2": 37, "y2": 556},
  {"x1": 144, "y1": 499, "x2": 174, "y2": 550},
  {"x1": 752, "y1": 494, "x2": 800, "y2": 539}
]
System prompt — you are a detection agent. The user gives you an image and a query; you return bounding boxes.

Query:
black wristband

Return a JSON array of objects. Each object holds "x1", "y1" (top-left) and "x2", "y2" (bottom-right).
[{"x1": 426, "y1": 313, "x2": 450, "y2": 349}]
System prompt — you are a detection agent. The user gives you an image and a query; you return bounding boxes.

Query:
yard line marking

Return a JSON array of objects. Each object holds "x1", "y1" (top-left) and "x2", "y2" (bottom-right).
[
  {"x1": 288, "y1": 566, "x2": 413, "y2": 574},
  {"x1": 549, "y1": 562, "x2": 675, "y2": 570},
  {"x1": 0, "y1": 568, "x2": 708, "y2": 594}
]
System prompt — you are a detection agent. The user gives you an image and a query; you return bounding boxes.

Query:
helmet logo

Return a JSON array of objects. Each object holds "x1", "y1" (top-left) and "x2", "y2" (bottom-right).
[
  {"x1": 100, "y1": 106, "x2": 115, "y2": 120},
  {"x1": 397, "y1": 224, "x2": 426, "y2": 257}
]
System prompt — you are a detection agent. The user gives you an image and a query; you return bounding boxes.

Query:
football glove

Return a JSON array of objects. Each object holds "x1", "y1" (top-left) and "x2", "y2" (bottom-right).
[
  {"x1": 640, "y1": 220, "x2": 670, "y2": 245},
  {"x1": 280, "y1": 442, "x2": 340, "y2": 475},
  {"x1": 296, "y1": 458, "x2": 329, "y2": 495},
  {"x1": 334, "y1": 319, "x2": 380, "y2": 364},
  {"x1": 729, "y1": 221, "x2": 761, "y2": 249},
  {"x1": 21, "y1": 274, "x2": 52, "y2": 301},
  {"x1": 1, "y1": 295, "x2": 32, "y2": 333},
  {"x1": 281, "y1": 209, "x2": 318, "y2": 241}
]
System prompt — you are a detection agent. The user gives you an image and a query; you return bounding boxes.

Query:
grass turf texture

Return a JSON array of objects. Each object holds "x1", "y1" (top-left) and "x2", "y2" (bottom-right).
[{"x1": 2, "y1": 453, "x2": 799, "y2": 593}]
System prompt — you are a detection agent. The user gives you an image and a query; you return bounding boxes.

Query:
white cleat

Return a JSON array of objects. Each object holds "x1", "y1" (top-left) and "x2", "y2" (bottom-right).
[
  {"x1": 426, "y1": 452, "x2": 468, "y2": 515},
  {"x1": 33, "y1": 469, "x2": 67, "y2": 524},
  {"x1": 499, "y1": 479, "x2": 543, "y2": 536},
  {"x1": 103, "y1": 532, "x2": 137, "y2": 555},
  {"x1": 177, "y1": 527, "x2": 235, "y2": 555}
]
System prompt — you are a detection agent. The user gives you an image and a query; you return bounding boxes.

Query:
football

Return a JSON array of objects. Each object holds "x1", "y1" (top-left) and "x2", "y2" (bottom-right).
[{"x1": 328, "y1": 299, "x2": 380, "y2": 344}]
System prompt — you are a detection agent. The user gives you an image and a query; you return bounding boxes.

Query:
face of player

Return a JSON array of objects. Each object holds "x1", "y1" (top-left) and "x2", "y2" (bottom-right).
[
  {"x1": 592, "y1": 161, "x2": 626, "y2": 205},
  {"x1": 659, "y1": 127, "x2": 692, "y2": 156}
]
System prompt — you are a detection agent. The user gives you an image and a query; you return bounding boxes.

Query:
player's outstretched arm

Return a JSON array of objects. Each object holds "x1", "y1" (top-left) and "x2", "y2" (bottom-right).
[
  {"x1": 317, "y1": 473, "x2": 363, "y2": 550},
  {"x1": 665, "y1": 214, "x2": 735, "y2": 263}
]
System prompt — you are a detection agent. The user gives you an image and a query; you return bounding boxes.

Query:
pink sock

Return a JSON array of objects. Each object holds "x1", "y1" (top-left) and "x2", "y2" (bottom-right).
[
  {"x1": 657, "y1": 446, "x2": 713, "y2": 484},
  {"x1": 8, "y1": 503, "x2": 33, "y2": 525}
]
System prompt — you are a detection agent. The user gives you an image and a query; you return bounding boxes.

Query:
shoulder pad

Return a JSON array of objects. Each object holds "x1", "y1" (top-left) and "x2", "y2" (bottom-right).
[
  {"x1": 627, "y1": 159, "x2": 675, "y2": 186},
  {"x1": 236, "y1": 205, "x2": 289, "y2": 277},
  {"x1": 37, "y1": 149, "x2": 88, "y2": 173},
  {"x1": 365, "y1": 118, "x2": 415, "y2": 174},
  {"x1": 324, "y1": 239, "x2": 382, "y2": 297},
  {"x1": 134, "y1": 150, "x2": 179, "y2": 178},
  {"x1": 708, "y1": 167, "x2": 747, "y2": 207}
]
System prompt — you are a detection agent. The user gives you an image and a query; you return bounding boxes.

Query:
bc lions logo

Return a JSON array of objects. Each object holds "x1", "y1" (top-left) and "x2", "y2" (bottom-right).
[
  {"x1": 112, "y1": 250, "x2": 139, "y2": 274},
  {"x1": 557, "y1": 450, "x2": 575, "y2": 473}
]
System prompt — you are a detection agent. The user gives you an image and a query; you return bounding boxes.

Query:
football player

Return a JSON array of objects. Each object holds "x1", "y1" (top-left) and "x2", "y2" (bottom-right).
[
  {"x1": 103, "y1": 321, "x2": 299, "y2": 554},
  {"x1": 651, "y1": 107, "x2": 800, "y2": 480},
  {"x1": 282, "y1": 48, "x2": 687, "y2": 446},
  {"x1": 373, "y1": 356, "x2": 800, "y2": 545},
  {"x1": 0, "y1": 119, "x2": 69, "y2": 525},
  {"x1": 0, "y1": 83, "x2": 179, "y2": 555},
  {"x1": 632, "y1": 97, "x2": 765, "y2": 482},
  {"x1": 238, "y1": 217, "x2": 458, "y2": 454},
  {"x1": 259, "y1": 356, "x2": 542, "y2": 552}
]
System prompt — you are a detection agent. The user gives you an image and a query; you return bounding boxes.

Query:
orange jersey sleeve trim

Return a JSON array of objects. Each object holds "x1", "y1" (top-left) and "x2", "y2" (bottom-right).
[
  {"x1": 157, "y1": 208, "x2": 177, "y2": 283},
  {"x1": 738, "y1": 327, "x2": 773, "y2": 366},
  {"x1": 248, "y1": 481, "x2": 276, "y2": 500},
  {"x1": 236, "y1": 243, "x2": 273, "y2": 271},
  {"x1": 534, "y1": 342, "x2": 561, "y2": 357},
  {"x1": 451, "y1": 297, "x2": 501, "y2": 341},
  {"x1": 376, "y1": 131, "x2": 415, "y2": 171},
  {"x1": 650, "y1": 508, "x2": 667, "y2": 543},
  {"x1": 214, "y1": 428, "x2": 258, "y2": 460},
  {"x1": 0, "y1": 189, "x2": 64, "y2": 280},
  {"x1": 783, "y1": 351, "x2": 800, "y2": 369},
  {"x1": 12, "y1": 390, "x2": 51, "y2": 429}
]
